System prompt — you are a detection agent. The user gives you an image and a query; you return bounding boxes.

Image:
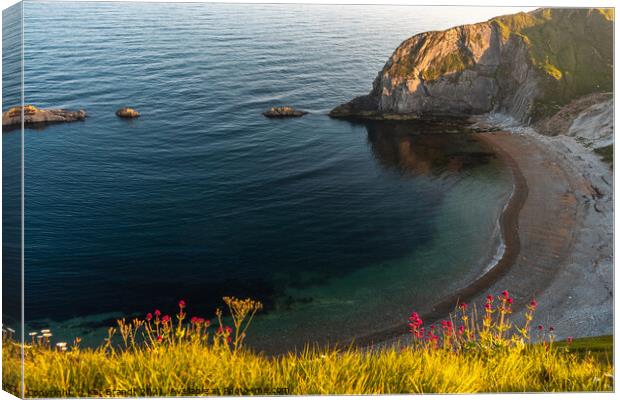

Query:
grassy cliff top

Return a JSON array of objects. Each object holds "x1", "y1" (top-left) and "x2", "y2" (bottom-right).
[{"x1": 491, "y1": 8, "x2": 613, "y2": 118}]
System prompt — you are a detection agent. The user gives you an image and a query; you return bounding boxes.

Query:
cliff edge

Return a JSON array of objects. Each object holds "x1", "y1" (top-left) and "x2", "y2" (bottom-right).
[{"x1": 330, "y1": 8, "x2": 613, "y2": 124}]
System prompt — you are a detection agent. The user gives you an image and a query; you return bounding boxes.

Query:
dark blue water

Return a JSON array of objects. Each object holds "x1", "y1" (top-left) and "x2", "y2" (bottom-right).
[{"x1": 6, "y1": 2, "x2": 527, "y2": 348}]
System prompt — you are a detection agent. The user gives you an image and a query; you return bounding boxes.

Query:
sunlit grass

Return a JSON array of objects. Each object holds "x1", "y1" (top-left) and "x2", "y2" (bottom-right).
[{"x1": 2, "y1": 292, "x2": 613, "y2": 396}]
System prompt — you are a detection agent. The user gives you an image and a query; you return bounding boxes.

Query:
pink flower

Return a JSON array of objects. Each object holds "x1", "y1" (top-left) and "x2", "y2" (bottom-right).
[
  {"x1": 458, "y1": 326, "x2": 465, "y2": 335},
  {"x1": 549, "y1": 326, "x2": 555, "y2": 332},
  {"x1": 162, "y1": 315, "x2": 171, "y2": 323},
  {"x1": 501, "y1": 290, "x2": 509, "y2": 299},
  {"x1": 217, "y1": 326, "x2": 233, "y2": 335},
  {"x1": 567, "y1": 336, "x2": 573, "y2": 344},
  {"x1": 459, "y1": 303, "x2": 468, "y2": 311},
  {"x1": 530, "y1": 299, "x2": 538, "y2": 309},
  {"x1": 486, "y1": 295, "x2": 494, "y2": 303},
  {"x1": 154, "y1": 309, "x2": 161, "y2": 317},
  {"x1": 507, "y1": 297, "x2": 513, "y2": 305},
  {"x1": 146, "y1": 313, "x2": 153, "y2": 321},
  {"x1": 178, "y1": 300, "x2": 186, "y2": 309},
  {"x1": 157, "y1": 335, "x2": 163, "y2": 343},
  {"x1": 538, "y1": 325, "x2": 544, "y2": 331},
  {"x1": 190, "y1": 316, "x2": 198, "y2": 324},
  {"x1": 408, "y1": 312, "x2": 423, "y2": 329}
]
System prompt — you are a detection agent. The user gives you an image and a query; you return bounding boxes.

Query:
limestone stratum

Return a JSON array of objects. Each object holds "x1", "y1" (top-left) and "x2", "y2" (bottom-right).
[{"x1": 330, "y1": 8, "x2": 613, "y2": 124}]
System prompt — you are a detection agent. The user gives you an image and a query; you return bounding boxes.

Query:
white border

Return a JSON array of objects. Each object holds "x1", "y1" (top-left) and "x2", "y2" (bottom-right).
[{"x1": 0, "y1": 1, "x2": 616, "y2": 400}]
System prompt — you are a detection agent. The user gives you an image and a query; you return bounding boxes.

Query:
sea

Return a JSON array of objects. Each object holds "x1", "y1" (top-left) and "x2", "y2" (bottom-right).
[{"x1": 3, "y1": 2, "x2": 530, "y2": 349}]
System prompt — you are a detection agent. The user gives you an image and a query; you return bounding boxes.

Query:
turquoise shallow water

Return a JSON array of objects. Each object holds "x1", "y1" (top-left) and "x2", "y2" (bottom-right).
[{"x1": 2, "y1": 2, "x2": 526, "y2": 348}]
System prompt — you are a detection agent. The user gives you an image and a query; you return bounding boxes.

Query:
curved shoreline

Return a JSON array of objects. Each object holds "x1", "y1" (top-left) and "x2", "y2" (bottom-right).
[{"x1": 350, "y1": 132, "x2": 529, "y2": 348}]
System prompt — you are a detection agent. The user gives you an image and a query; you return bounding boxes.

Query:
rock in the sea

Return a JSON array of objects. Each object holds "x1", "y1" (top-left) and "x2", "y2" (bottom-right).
[
  {"x1": 2, "y1": 105, "x2": 86, "y2": 127},
  {"x1": 116, "y1": 107, "x2": 140, "y2": 118},
  {"x1": 330, "y1": 8, "x2": 613, "y2": 124},
  {"x1": 263, "y1": 106, "x2": 307, "y2": 118}
]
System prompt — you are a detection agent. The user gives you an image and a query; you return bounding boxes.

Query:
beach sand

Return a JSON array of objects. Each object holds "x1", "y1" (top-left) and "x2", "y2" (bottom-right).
[
  {"x1": 475, "y1": 131, "x2": 613, "y2": 339},
  {"x1": 365, "y1": 128, "x2": 612, "y2": 349}
]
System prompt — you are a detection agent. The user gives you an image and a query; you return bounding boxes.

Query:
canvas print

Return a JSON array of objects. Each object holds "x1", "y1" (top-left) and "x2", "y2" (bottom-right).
[{"x1": 1, "y1": 1, "x2": 614, "y2": 397}]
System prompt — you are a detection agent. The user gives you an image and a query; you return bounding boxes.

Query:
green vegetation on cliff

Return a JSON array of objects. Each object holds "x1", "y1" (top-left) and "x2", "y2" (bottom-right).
[{"x1": 491, "y1": 8, "x2": 613, "y2": 119}]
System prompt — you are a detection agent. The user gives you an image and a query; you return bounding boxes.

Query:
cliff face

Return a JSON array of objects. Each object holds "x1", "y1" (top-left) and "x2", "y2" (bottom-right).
[{"x1": 330, "y1": 8, "x2": 613, "y2": 124}]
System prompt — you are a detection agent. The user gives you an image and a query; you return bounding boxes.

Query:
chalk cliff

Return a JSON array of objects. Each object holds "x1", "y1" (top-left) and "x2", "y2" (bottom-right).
[{"x1": 330, "y1": 8, "x2": 613, "y2": 124}]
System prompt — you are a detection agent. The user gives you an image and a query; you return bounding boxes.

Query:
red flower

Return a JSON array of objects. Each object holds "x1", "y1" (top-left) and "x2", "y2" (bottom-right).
[
  {"x1": 190, "y1": 316, "x2": 198, "y2": 324},
  {"x1": 567, "y1": 336, "x2": 573, "y2": 344},
  {"x1": 458, "y1": 326, "x2": 465, "y2": 335},
  {"x1": 486, "y1": 295, "x2": 494, "y2": 303},
  {"x1": 178, "y1": 300, "x2": 186, "y2": 309},
  {"x1": 501, "y1": 290, "x2": 509, "y2": 299},
  {"x1": 217, "y1": 326, "x2": 233, "y2": 335},
  {"x1": 146, "y1": 313, "x2": 153, "y2": 321},
  {"x1": 154, "y1": 309, "x2": 161, "y2": 317},
  {"x1": 538, "y1": 325, "x2": 544, "y2": 331},
  {"x1": 530, "y1": 299, "x2": 538, "y2": 309},
  {"x1": 549, "y1": 326, "x2": 555, "y2": 332},
  {"x1": 157, "y1": 335, "x2": 163, "y2": 343},
  {"x1": 162, "y1": 315, "x2": 171, "y2": 323},
  {"x1": 484, "y1": 302, "x2": 492, "y2": 311},
  {"x1": 459, "y1": 303, "x2": 468, "y2": 311},
  {"x1": 507, "y1": 297, "x2": 513, "y2": 305},
  {"x1": 408, "y1": 312, "x2": 423, "y2": 329}
]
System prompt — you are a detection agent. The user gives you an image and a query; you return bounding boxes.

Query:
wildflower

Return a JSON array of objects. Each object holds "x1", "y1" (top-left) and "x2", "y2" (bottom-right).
[
  {"x1": 43, "y1": 333, "x2": 52, "y2": 338},
  {"x1": 217, "y1": 326, "x2": 233, "y2": 335},
  {"x1": 407, "y1": 312, "x2": 423, "y2": 335},
  {"x1": 486, "y1": 295, "x2": 493, "y2": 303},
  {"x1": 549, "y1": 326, "x2": 555, "y2": 332},
  {"x1": 567, "y1": 336, "x2": 573, "y2": 344},
  {"x1": 146, "y1": 313, "x2": 153, "y2": 321},
  {"x1": 458, "y1": 325, "x2": 465, "y2": 335},
  {"x1": 157, "y1": 335, "x2": 163, "y2": 343},
  {"x1": 162, "y1": 315, "x2": 171, "y2": 323},
  {"x1": 501, "y1": 290, "x2": 509, "y2": 299},
  {"x1": 484, "y1": 302, "x2": 492, "y2": 311},
  {"x1": 538, "y1": 325, "x2": 544, "y2": 331},
  {"x1": 190, "y1": 316, "x2": 198, "y2": 324},
  {"x1": 460, "y1": 303, "x2": 468, "y2": 311},
  {"x1": 56, "y1": 342, "x2": 67, "y2": 348},
  {"x1": 154, "y1": 309, "x2": 161, "y2": 317},
  {"x1": 40, "y1": 329, "x2": 50, "y2": 334},
  {"x1": 178, "y1": 300, "x2": 186, "y2": 309},
  {"x1": 507, "y1": 297, "x2": 513, "y2": 305},
  {"x1": 530, "y1": 299, "x2": 538, "y2": 309}
]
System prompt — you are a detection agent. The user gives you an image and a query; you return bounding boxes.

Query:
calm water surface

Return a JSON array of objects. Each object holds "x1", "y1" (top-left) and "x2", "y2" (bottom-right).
[{"x1": 3, "y1": 2, "x2": 529, "y2": 348}]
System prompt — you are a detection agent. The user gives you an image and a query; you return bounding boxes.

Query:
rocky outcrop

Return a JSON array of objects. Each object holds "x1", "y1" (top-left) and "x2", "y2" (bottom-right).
[
  {"x1": 116, "y1": 107, "x2": 140, "y2": 118},
  {"x1": 330, "y1": 8, "x2": 613, "y2": 124},
  {"x1": 2, "y1": 105, "x2": 86, "y2": 127},
  {"x1": 263, "y1": 106, "x2": 307, "y2": 118},
  {"x1": 566, "y1": 97, "x2": 613, "y2": 149}
]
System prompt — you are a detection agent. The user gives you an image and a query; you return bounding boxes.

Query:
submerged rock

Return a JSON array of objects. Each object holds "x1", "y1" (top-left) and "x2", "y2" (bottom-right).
[
  {"x1": 263, "y1": 106, "x2": 307, "y2": 118},
  {"x1": 2, "y1": 105, "x2": 86, "y2": 127},
  {"x1": 330, "y1": 8, "x2": 613, "y2": 124},
  {"x1": 116, "y1": 107, "x2": 140, "y2": 118}
]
